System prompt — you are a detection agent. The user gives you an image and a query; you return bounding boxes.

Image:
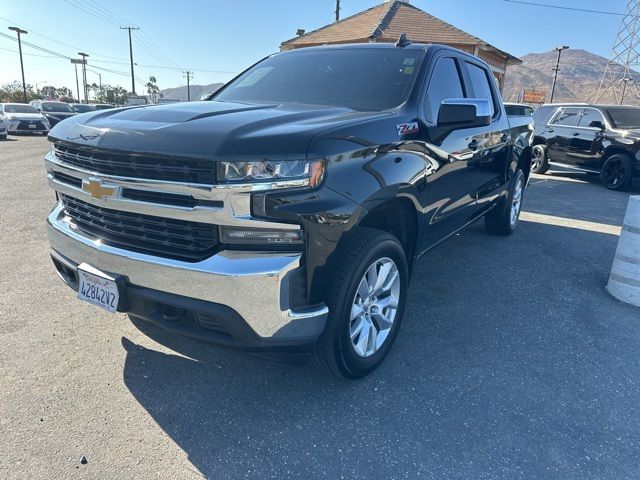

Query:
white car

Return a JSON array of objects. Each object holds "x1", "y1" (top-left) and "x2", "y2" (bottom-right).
[{"x1": 0, "y1": 103, "x2": 50, "y2": 135}]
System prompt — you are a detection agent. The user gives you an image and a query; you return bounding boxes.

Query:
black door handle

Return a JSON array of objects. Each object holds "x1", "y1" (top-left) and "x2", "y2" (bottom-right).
[
  {"x1": 572, "y1": 132, "x2": 580, "y2": 136},
  {"x1": 547, "y1": 128, "x2": 554, "y2": 133},
  {"x1": 468, "y1": 139, "x2": 478, "y2": 151}
]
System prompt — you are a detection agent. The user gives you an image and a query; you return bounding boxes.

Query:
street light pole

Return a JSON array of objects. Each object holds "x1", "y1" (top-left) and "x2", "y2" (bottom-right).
[
  {"x1": 550, "y1": 45, "x2": 569, "y2": 103},
  {"x1": 78, "y1": 52, "x2": 89, "y2": 103},
  {"x1": 8, "y1": 26, "x2": 28, "y2": 103},
  {"x1": 74, "y1": 64, "x2": 80, "y2": 102}
]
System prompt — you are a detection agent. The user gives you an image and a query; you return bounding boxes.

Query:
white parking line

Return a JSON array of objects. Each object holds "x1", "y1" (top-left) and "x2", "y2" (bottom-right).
[{"x1": 520, "y1": 211, "x2": 621, "y2": 236}]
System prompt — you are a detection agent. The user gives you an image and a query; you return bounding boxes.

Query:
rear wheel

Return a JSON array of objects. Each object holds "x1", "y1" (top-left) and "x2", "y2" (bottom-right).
[
  {"x1": 485, "y1": 169, "x2": 525, "y2": 236},
  {"x1": 312, "y1": 228, "x2": 408, "y2": 379},
  {"x1": 601, "y1": 154, "x2": 633, "y2": 190},
  {"x1": 531, "y1": 144, "x2": 549, "y2": 174}
]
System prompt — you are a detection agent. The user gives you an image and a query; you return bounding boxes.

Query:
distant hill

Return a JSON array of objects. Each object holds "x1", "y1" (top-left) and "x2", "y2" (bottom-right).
[
  {"x1": 158, "y1": 83, "x2": 224, "y2": 102},
  {"x1": 503, "y1": 49, "x2": 640, "y2": 105}
]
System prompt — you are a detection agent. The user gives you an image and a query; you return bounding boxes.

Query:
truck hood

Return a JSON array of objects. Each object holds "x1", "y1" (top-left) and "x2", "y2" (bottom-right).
[{"x1": 48, "y1": 101, "x2": 390, "y2": 160}]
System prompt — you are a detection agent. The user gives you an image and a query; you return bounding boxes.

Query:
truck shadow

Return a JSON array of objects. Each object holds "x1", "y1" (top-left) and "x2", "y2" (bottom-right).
[{"x1": 120, "y1": 216, "x2": 640, "y2": 478}]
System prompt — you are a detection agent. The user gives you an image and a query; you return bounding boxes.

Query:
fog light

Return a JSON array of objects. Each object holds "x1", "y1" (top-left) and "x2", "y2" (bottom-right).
[{"x1": 220, "y1": 226, "x2": 303, "y2": 245}]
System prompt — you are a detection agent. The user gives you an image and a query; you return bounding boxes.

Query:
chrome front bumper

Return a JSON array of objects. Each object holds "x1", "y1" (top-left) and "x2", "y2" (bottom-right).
[{"x1": 47, "y1": 203, "x2": 328, "y2": 343}]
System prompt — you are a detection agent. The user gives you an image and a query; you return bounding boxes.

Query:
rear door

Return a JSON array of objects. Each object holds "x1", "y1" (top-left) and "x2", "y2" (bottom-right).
[
  {"x1": 566, "y1": 107, "x2": 606, "y2": 171},
  {"x1": 461, "y1": 59, "x2": 512, "y2": 210},
  {"x1": 546, "y1": 107, "x2": 582, "y2": 164}
]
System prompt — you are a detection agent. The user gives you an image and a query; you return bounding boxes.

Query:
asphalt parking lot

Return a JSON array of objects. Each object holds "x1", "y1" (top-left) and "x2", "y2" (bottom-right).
[{"x1": 1, "y1": 134, "x2": 640, "y2": 480}]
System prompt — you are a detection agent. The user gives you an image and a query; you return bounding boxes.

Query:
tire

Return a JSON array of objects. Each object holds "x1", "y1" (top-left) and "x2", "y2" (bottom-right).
[
  {"x1": 531, "y1": 144, "x2": 550, "y2": 174},
  {"x1": 485, "y1": 169, "x2": 525, "y2": 236},
  {"x1": 601, "y1": 154, "x2": 633, "y2": 191},
  {"x1": 312, "y1": 227, "x2": 408, "y2": 379}
]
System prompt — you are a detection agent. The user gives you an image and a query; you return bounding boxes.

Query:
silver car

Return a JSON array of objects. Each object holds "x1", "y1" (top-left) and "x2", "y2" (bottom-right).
[{"x1": 1, "y1": 103, "x2": 50, "y2": 135}]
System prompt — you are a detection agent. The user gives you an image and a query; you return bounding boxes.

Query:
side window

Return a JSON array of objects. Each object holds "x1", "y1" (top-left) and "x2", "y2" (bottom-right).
[
  {"x1": 466, "y1": 62, "x2": 496, "y2": 117},
  {"x1": 426, "y1": 57, "x2": 464, "y2": 121},
  {"x1": 552, "y1": 108, "x2": 582, "y2": 126},
  {"x1": 578, "y1": 108, "x2": 605, "y2": 128}
]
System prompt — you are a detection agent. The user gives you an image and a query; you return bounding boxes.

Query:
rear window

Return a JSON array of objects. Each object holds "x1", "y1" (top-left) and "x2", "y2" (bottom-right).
[
  {"x1": 505, "y1": 104, "x2": 533, "y2": 117},
  {"x1": 42, "y1": 102, "x2": 73, "y2": 113},
  {"x1": 215, "y1": 49, "x2": 425, "y2": 112}
]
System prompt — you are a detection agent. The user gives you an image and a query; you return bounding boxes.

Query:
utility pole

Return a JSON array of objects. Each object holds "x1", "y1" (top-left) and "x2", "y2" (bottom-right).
[
  {"x1": 183, "y1": 71, "x2": 194, "y2": 101},
  {"x1": 121, "y1": 26, "x2": 140, "y2": 94},
  {"x1": 550, "y1": 45, "x2": 569, "y2": 103},
  {"x1": 78, "y1": 52, "x2": 89, "y2": 103},
  {"x1": 335, "y1": 0, "x2": 341, "y2": 21},
  {"x1": 8, "y1": 26, "x2": 28, "y2": 103},
  {"x1": 74, "y1": 63, "x2": 80, "y2": 102}
]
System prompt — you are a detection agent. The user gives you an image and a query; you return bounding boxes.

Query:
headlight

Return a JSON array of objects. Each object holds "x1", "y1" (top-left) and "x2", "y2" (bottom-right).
[
  {"x1": 220, "y1": 226, "x2": 303, "y2": 245},
  {"x1": 6, "y1": 115, "x2": 16, "y2": 121},
  {"x1": 217, "y1": 159, "x2": 324, "y2": 186}
]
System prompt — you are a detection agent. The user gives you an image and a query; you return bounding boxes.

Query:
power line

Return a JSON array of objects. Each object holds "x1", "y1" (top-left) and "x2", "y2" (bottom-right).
[
  {"x1": 504, "y1": 0, "x2": 624, "y2": 16},
  {"x1": 0, "y1": 15, "x2": 128, "y2": 60}
]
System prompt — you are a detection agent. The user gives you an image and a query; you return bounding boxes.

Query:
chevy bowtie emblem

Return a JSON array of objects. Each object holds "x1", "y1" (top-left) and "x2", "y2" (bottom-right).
[{"x1": 82, "y1": 178, "x2": 118, "y2": 200}]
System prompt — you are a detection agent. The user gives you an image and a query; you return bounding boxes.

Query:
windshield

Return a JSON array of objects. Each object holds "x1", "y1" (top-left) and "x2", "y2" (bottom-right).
[
  {"x1": 215, "y1": 49, "x2": 425, "y2": 111},
  {"x1": 72, "y1": 104, "x2": 95, "y2": 113},
  {"x1": 4, "y1": 104, "x2": 39, "y2": 114},
  {"x1": 42, "y1": 102, "x2": 73, "y2": 113},
  {"x1": 605, "y1": 107, "x2": 640, "y2": 129}
]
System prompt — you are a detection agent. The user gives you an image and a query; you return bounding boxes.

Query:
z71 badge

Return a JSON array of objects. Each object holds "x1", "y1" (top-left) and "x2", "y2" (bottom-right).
[{"x1": 396, "y1": 122, "x2": 419, "y2": 136}]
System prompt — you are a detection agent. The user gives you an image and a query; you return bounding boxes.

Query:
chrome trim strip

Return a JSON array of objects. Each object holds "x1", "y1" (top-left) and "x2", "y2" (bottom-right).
[
  {"x1": 47, "y1": 203, "x2": 327, "y2": 340},
  {"x1": 46, "y1": 151, "x2": 301, "y2": 230}
]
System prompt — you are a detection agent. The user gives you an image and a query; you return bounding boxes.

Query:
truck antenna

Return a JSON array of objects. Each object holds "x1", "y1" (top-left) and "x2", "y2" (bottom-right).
[{"x1": 396, "y1": 33, "x2": 411, "y2": 48}]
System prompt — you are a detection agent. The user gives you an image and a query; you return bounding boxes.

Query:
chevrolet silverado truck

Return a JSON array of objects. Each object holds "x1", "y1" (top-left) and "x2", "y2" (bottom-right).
[{"x1": 45, "y1": 41, "x2": 533, "y2": 379}]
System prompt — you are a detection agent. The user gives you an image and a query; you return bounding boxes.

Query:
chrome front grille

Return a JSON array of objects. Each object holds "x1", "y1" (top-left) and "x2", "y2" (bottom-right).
[
  {"x1": 60, "y1": 194, "x2": 219, "y2": 262},
  {"x1": 53, "y1": 142, "x2": 215, "y2": 184}
]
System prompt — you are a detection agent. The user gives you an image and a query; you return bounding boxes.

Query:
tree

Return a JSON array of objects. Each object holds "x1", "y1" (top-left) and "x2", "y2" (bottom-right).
[
  {"x1": 0, "y1": 81, "x2": 40, "y2": 103},
  {"x1": 145, "y1": 76, "x2": 160, "y2": 104},
  {"x1": 92, "y1": 84, "x2": 130, "y2": 106}
]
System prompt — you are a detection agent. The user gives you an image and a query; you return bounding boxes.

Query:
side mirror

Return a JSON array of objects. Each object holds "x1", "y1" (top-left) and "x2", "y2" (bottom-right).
[
  {"x1": 438, "y1": 98, "x2": 492, "y2": 130},
  {"x1": 589, "y1": 120, "x2": 605, "y2": 130}
]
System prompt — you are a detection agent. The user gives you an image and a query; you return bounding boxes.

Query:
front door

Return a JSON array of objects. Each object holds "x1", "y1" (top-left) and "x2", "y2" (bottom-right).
[
  {"x1": 417, "y1": 55, "x2": 483, "y2": 250},
  {"x1": 546, "y1": 107, "x2": 582, "y2": 165}
]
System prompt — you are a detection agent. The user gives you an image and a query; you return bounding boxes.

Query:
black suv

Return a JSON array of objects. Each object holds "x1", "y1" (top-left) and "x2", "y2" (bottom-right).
[{"x1": 531, "y1": 103, "x2": 640, "y2": 190}]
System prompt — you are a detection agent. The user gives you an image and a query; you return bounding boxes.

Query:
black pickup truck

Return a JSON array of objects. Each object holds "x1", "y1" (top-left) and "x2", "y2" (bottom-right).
[
  {"x1": 531, "y1": 103, "x2": 640, "y2": 190},
  {"x1": 45, "y1": 42, "x2": 532, "y2": 378}
]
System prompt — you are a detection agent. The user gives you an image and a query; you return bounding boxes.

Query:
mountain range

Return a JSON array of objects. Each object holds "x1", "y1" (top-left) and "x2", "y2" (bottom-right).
[{"x1": 503, "y1": 49, "x2": 640, "y2": 105}]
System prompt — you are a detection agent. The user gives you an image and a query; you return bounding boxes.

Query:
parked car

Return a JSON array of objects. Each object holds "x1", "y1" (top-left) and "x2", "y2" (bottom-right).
[
  {"x1": 0, "y1": 117, "x2": 6, "y2": 139},
  {"x1": 504, "y1": 103, "x2": 534, "y2": 117},
  {"x1": 1, "y1": 103, "x2": 50, "y2": 134},
  {"x1": 531, "y1": 103, "x2": 640, "y2": 190},
  {"x1": 30, "y1": 100, "x2": 77, "y2": 127},
  {"x1": 70, "y1": 103, "x2": 96, "y2": 114},
  {"x1": 93, "y1": 104, "x2": 115, "y2": 110},
  {"x1": 44, "y1": 42, "x2": 533, "y2": 378}
]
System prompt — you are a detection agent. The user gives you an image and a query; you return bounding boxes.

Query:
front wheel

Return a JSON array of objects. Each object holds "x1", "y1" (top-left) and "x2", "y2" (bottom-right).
[
  {"x1": 312, "y1": 228, "x2": 408, "y2": 379},
  {"x1": 484, "y1": 169, "x2": 525, "y2": 236},
  {"x1": 601, "y1": 154, "x2": 633, "y2": 191},
  {"x1": 531, "y1": 144, "x2": 550, "y2": 174}
]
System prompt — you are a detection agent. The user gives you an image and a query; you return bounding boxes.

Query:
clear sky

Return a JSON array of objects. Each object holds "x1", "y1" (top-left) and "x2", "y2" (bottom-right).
[{"x1": 0, "y1": 0, "x2": 626, "y2": 94}]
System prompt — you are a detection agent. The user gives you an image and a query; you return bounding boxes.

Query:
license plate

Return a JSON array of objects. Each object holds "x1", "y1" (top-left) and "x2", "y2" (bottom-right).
[
  {"x1": 77, "y1": 264, "x2": 119, "y2": 313},
  {"x1": 28, "y1": 124, "x2": 36, "y2": 129}
]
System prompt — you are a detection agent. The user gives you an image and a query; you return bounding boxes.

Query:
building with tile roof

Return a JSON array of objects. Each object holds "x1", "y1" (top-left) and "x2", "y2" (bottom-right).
[{"x1": 281, "y1": 0, "x2": 521, "y2": 91}]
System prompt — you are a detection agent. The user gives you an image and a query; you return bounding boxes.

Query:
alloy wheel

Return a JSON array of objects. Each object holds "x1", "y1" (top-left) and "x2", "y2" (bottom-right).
[
  {"x1": 510, "y1": 177, "x2": 523, "y2": 227},
  {"x1": 349, "y1": 257, "x2": 400, "y2": 358}
]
